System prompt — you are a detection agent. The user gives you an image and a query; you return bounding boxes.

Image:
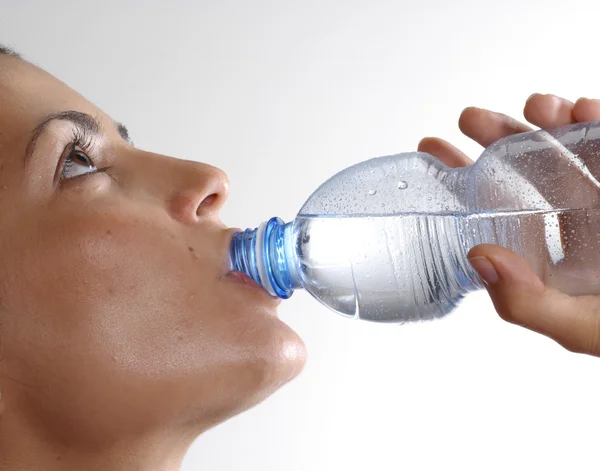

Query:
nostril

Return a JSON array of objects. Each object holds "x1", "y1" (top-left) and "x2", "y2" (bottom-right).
[{"x1": 196, "y1": 193, "x2": 218, "y2": 215}]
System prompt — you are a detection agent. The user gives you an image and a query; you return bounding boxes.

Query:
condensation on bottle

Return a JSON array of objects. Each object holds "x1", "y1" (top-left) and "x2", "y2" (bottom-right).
[{"x1": 230, "y1": 121, "x2": 600, "y2": 322}]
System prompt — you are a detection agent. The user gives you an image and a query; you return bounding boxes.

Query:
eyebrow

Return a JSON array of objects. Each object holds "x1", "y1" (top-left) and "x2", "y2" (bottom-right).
[{"x1": 25, "y1": 110, "x2": 132, "y2": 166}]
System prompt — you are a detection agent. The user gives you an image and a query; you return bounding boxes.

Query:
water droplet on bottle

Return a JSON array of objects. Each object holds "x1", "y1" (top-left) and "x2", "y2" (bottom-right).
[
  {"x1": 368, "y1": 189, "x2": 377, "y2": 196},
  {"x1": 397, "y1": 180, "x2": 408, "y2": 190}
]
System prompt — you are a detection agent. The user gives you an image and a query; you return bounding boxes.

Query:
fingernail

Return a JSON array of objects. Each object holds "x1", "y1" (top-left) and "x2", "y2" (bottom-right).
[
  {"x1": 527, "y1": 93, "x2": 541, "y2": 102},
  {"x1": 468, "y1": 256, "x2": 500, "y2": 285},
  {"x1": 578, "y1": 97, "x2": 600, "y2": 103}
]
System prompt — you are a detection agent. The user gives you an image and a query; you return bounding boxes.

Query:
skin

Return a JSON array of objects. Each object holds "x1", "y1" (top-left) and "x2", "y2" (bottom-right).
[
  {"x1": 0, "y1": 51, "x2": 598, "y2": 468},
  {"x1": 419, "y1": 94, "x2": 600, "y2": 357},
  {"x1": 0, "y1": 54, "x2": 306, "y2": 470}
]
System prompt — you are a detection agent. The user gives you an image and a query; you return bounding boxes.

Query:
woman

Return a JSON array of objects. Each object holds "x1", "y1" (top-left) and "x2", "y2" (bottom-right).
[{"x1": 0, "y1": 45, "x2": 598, "y2": 470}]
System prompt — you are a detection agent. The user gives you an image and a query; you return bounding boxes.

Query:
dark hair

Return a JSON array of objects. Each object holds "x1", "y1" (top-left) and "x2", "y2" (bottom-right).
[{"x1": 0, "y1": 44, "x2": 21, "y2": 59}]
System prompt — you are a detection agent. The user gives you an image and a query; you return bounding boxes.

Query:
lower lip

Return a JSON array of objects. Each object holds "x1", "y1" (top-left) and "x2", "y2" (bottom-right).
[
  {"x1": 226, "y1": 270, "x2": 259, "y2": 286},
  {"x1": 225, "y1": 271, "x2": 279, "y2": 299}
]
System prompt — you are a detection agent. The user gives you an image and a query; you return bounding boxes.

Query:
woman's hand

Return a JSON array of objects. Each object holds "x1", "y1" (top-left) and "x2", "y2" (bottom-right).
[{"x1": 419, "y1": 94, "x2": 600, "y2": 356}]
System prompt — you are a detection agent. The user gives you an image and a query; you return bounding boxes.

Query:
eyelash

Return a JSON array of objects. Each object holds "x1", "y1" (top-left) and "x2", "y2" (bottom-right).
[{"x1": 59, "y1": 127, "x2": 99, "y2": 182}]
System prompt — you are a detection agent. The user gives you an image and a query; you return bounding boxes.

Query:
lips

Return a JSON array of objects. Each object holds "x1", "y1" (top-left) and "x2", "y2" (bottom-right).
[
  {"x1": 221, "y1": 227, "x2": 242, "y2": 275},
  {"x1": 225, "y1": 267, "x2": 281, "y2": 305},
  {"x1": 225, "y1": 270, "x2": 260, "y2": 287},
  {"x1": 224, "y1": 230, "x2": 262, "y2": 289},
  {"x1": 223, "y1": 228, "x2": 281, "y2": 304}
]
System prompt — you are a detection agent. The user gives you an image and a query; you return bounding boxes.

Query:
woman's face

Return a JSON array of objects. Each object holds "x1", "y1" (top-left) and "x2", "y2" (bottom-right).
[{"x1": 0, "y1": 55, "x2": 305, "y2": 445}]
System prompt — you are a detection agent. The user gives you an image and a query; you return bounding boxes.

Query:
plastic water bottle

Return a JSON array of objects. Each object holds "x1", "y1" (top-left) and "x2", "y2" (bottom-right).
[{"x1": 230, "y1": 121, "x2": 600, "y2": 323}]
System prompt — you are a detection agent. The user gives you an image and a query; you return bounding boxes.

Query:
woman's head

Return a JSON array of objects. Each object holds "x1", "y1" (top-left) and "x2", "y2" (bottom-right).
[{"x1": 0, "y1": 47, "x2": 305, "y2": 450}]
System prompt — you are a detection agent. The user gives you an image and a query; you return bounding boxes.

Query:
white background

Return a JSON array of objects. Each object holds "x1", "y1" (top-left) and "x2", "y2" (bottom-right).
[{"x1": 3, "y1": 1, "x2": 600, "y2": 470}]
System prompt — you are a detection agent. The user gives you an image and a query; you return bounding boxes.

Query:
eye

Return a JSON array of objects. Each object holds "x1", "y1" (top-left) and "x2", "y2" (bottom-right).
[{"x1": 60, "y1": 148, "x2": 98, "y2": 181}]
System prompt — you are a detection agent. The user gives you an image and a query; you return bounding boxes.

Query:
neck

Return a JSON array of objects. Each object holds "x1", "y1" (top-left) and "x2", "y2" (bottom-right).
[{"x1": 0, "y1": 405, "x2": 198, "y2": 471}]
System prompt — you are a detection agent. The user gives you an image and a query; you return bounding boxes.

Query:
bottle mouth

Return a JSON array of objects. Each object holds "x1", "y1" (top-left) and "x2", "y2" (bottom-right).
[
  {"x1": 229, "y1": 217, "x2": 294, "y2": 299},
  {"x1": 230, "y1": 229, "x2": 260, "y2": 284}
]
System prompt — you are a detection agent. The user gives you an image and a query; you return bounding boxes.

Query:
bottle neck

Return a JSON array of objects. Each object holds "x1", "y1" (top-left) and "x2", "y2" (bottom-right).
[{"x1": 229, "y1": 217, "x2": 300, "y2": 299}]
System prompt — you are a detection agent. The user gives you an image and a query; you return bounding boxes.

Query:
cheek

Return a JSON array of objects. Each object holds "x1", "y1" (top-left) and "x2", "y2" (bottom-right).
[{"x1": 6, "y1": 214, "x2": 211, "y2": 367}]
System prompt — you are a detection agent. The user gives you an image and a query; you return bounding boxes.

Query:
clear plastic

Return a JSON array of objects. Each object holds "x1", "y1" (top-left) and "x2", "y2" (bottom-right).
[{"x1": 230, "y1": 121, "x2": 600, "y2": 322}]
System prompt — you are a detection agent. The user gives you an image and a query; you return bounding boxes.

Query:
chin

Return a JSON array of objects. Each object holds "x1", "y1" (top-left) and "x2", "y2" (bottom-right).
[
  {"x1": 188, "y1": 324, "x2": 306, "y2": 433},
  {"x1": 249, "y1": 313, "x2": 307, "y2": 392},
  {"x1": 185, "y1": 303, "x2": 304, "y2": 422},
  {"x1": 242, "y1": 318, "x2": 306, "y2": 410},
  {"x1": 221, "y1": 281, "x2": 307, "y2": 386}
]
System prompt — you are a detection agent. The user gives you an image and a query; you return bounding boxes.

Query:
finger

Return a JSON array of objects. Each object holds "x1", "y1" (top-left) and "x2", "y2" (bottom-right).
[
  {"x1": 458, "y1": 107, "x2": 533, "y2": 148},
  {"x1": 572, "y1": 97, "x2": 600, "y2": 122},
  {"x1": 523, "y1": 93, "x2": 575, "y2": 128},
  {"x1": 468, "y1": 244, "x2": 600, "y2": 356},
  {"x1": 417, "y1": 137, "x2": 473, "y2": 168}
]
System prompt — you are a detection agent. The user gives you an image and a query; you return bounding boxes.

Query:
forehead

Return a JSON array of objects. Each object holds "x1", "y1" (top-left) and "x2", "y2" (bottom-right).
[{"x1": 0, "y1": 56, "x2": 104, "y2": 155}]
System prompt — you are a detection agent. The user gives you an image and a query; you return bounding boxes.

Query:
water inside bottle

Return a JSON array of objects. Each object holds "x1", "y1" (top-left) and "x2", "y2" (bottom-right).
[{"x1": 292, "y1": 209, "x2": 600, "y2": 323}]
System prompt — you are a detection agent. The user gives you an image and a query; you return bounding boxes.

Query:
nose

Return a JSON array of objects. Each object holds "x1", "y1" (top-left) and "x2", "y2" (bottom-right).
[{"x1": 168, "y1": 160, "x2": 230, "y2": 224}]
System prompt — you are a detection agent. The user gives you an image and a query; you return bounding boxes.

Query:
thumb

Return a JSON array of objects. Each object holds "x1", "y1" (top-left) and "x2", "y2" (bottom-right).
[{"x1": 468, "y1": 244, "x2": 600, "y2": 356}]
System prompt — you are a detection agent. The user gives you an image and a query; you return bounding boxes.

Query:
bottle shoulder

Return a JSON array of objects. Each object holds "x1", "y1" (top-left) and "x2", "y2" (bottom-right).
[{"x1": 298, "y1": 152, "x2": 469, "y2": 217}]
